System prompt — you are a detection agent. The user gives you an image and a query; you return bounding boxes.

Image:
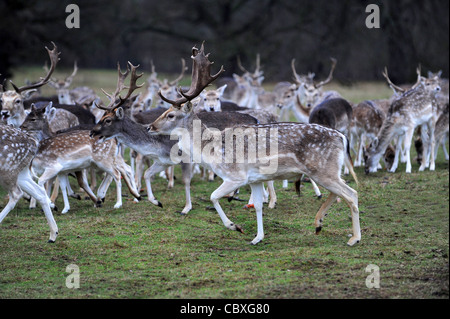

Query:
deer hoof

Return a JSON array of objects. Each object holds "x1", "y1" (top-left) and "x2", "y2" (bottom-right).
[
  {"x1": 235, "y1": 224, "x2": 245, "y2": 234},
  {"x1": 157, "y1": 201, "x2": 163, "y2": 208},
  {"x1": 315, "y1": 226, "x2": 322, "y2": 235},
  {"x1": 347, "y1": 236, "x2": 360, "y2": 246}
]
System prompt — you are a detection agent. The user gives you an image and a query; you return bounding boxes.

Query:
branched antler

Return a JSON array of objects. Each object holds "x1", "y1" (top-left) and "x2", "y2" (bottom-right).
[
  {"x1": 10, "y1": 42, "x2": 60, "y2": 93},
  {"x1": 382, "y1": 67, "x2": 405, "y2": 94},
  {"x1": 158, "y1": 42, "x2": 225, "y2": 108},
  {"x1": 315, "y1": 57, "x2": 337, "y2": 88},
  {"x1": 98, "y1": 62, "x2": 144, "y2": 111}
]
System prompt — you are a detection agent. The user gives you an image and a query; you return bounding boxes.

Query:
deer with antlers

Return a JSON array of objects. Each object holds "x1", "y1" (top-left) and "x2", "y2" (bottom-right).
[
  {"x1": 277, "y1": 58, "x2": 339, "y2": 123},
  {"x1": 0, "y1": 42, "x2": 60, "y2": 127},
  {"x1": 90, "y1": 61, "x2": 196, "y2": 214},
  {"x1": 147, "y1": 43, "x2": 360, "y2": 246},
  {"x1": 20, "y1": 103, "x2": 141, "y2": 214},
  {"x1": 364, "y1": 67, "x2": 442, "y2": 174}
]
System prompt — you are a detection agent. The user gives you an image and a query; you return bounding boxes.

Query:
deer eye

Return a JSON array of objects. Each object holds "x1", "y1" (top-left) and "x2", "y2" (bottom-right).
[
  {"x1": 105, "y1": 119, "x2": 112, "y2": 124},
  {"x1": 167, "y1": 113, "x2": 175, "y2": 119},
  {"x1": 15, "y1": 99, "x2": 21, "y2": 104}
]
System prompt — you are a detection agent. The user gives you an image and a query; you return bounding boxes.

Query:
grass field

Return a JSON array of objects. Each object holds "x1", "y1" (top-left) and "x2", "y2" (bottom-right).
[{"x1": 0, "y1": 67, "x2": 448, "y2": 299}]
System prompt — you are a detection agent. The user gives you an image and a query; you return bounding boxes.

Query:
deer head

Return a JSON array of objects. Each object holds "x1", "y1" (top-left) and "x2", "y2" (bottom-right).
[
  {"x1": 0, "y1": 42, "x2": 60, "y2": 127},
  {"x1": 237, "y1": 54, "x2": 264, "y2": 87},
  {"x1": 292, "y1": 58, "x2": 337, "y2": 109},
  {"x1": 199, "y1": 84, "x2": 227, "y2": 112},
  {"x1": 148, "y1": 42, "x2": 224, "y2": 135},
  {"x1": 47, "y1": 61, "x2": 78, "y2": 104},
  {"x1": 156, "y1": 58, "x2": 188, "y2": 108},
  {"x1": 90, "y1": 62, "x2": 144, "y2": 140}
]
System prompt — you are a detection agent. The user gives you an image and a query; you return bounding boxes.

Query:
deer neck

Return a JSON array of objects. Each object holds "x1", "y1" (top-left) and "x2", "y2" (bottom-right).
[
  {"x1": 22, "y1": 122, "x2": 54, "y2": 144},
  {"x1": 374, "y1": 119, "x2": 397, "y2": 155},
  {"x1": 116, "y1": 116, "x2": 171, "y2": 157}
]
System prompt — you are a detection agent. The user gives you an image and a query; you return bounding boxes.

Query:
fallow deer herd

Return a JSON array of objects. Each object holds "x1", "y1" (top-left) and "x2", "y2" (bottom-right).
[{"x1": 0, "y1": 42, "x2": 448, "y2": 245}]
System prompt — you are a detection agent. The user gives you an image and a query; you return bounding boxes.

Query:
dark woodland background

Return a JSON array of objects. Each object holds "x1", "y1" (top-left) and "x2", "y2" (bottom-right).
[{"x1": 0, "y1": 0, "x2": 448, "y2": 84}]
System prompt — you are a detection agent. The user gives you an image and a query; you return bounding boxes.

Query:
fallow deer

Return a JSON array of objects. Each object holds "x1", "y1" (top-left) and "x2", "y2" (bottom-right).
[
  {"x1": 364, "y1": 69, "x2": 442, "y2": 174},
  {"x1": 0, "y1": 42, "x2": 59, "y2": 127},
  {"x1": 21, "y1": 104, "x2": 141, "y2": 214},
  {"x1": 0, "y1": 124, "x2": 59, "y2": 242},
  {"x1": 277, "y1": 58, "x2": 340, "y2": 123},
  {"x1": 148, "y1": 43, "x2": 360, "y2": 246}
]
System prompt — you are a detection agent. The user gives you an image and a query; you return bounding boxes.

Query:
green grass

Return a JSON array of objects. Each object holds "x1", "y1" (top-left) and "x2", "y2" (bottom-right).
[
  {"x1": 0, "y1": 68, "x2": 448, "y2": 299},
  {"x1": 0, "y1": 153, "x2": 448, "y2": 299}
]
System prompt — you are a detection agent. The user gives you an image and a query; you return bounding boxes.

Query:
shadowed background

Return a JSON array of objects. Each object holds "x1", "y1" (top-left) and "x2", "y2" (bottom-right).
[{"x1": 0, "y1": 0, "x2": 448, "y2": 85}]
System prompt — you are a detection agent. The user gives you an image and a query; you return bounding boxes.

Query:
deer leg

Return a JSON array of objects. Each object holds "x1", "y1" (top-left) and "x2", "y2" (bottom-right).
[
  {"x1": 210, "y1": 180, "x2": 246, "y2": 234},
  {"x1": 267, "y1": 180, "x2": 277, "y2": 209},
  {"x1": 113, "y1": 170, "x2": 123, "y2": 209},
  {"x1": 75, "y1": 171, "x2": 102, "y2": 207},
  {"x1": 398, "y1": 134, "x2": 407, "y2": 163},
  {"x1": 57, "y1": 174, "x2": 72, "y2": 214},
  {"x1": 0, "y1": 185, "x2": 23, "y2": 224},
  {"x1": 313, "y1": 175, "x2": 360, "y2": 246},
  {"x1": 37, "y1": 166, "x2": 62, "y2": 210},
  {"x1": 17, "y1": 168, "x2": 58, "y2": 242},
  {"x1": 314, "y1": 193, "x2": 338, "y2": 234},
  {"x1": 389, "y1": 138, "x2": 403, "y2": 173},
  {"x1": 49, "y1": 177, "x2": 60, "y2": 202},
  {"x1": 116, "y1": 159, "x2": 141, "y2": 201},
  {"x1": 143, "y1": 162, "x2": 166, "y2": 207},
  {"x1": 249, "y1": 182, "x2": 265, "y2": 245},
  {"x1": 96, "y1": 174, "x2": 113, "y2": 202},
  {"x1": 134, "y1": 152, "x2": 146, "y2": 191},
  {"x1": 179, "y1": 163, "x2": 192, "y2": 215},
  {"x1": 167, "y1": 166, "x2": 175, "y2": 189},
  {"x1": 309, "y1": 177, "x2": 322, "y2": 198},
  {"x1": 355, "y1": 133, "x2": 365, "y2": 167},
  {"x1": 428, "y1": 121, "x2": 436, "y2": 171},
  {"x1": 401, "y1": 128, "x2": 414, "y2": 173}
]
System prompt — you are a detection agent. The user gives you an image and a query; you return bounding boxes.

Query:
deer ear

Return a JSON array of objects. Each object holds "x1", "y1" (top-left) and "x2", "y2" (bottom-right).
[
  {"x1": 217, "y1": 84, "x2": 227, "y2": 97},
  {"x1": 21, "y1": 89, "x2": 37, "y2": 100},
  {"x1": 43, "y1": 102, "x2": 53, "y2": 114},
  {"x1": 115, "y1": 107, "x2": 125, "y2": 119}
]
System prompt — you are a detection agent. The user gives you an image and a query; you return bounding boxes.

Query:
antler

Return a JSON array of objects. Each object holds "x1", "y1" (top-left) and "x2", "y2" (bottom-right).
[
  {"x1": 98, "y1": 62, "x2": 144, "y2": 111},
  {"x1": 63, "y1": 61, "x2": 78, "y2": 88},
  {"x1": 315, "y1": 57, "x2": 337, "y2": 88},
  {"x1": 382, "y1": 67, "x2": 405, "y2": 93},
  {"x1": 291, "y1": 58, "x2": 316, "y2": 85},
  {"x1": 10, "y1": 42, "x2": 60, "y2": 93},
  {"x1": 158, "y1": 42, "x2": 225, "y2": 108},
  {"x1": 411, "y1": 64, "x2": 424, "y2": 89},
  {"x1": 169, "y1": 58, "x2": 188, "y2": 86},
  {"x1": 291, "y1": 58, "x2": 306, "y2": 85},
  {"x1": 237, "y1": 55, "x2": 249, "y2": 74}
]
